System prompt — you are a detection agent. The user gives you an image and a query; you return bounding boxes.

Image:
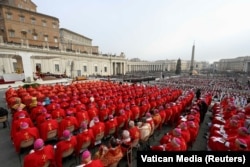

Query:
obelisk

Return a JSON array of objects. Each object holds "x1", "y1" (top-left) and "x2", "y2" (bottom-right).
[{"x1": 190, "y1": 41, "x2": 195, "y2": 76}]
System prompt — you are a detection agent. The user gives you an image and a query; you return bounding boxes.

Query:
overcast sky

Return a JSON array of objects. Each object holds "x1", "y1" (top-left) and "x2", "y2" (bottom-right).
[{"x1": 33, "y1": 0, "x2": 250, "y2": 63}]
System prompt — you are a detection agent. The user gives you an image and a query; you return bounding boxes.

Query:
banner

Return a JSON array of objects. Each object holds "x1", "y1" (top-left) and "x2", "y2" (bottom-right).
[{"x1": 3, "y1": 73, "x2": 25, "y2": 82}]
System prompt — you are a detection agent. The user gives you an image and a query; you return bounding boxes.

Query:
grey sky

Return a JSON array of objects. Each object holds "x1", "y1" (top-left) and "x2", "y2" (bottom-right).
[{"x1": 33, "y1": 0, "x2": 250, "y2": 63}]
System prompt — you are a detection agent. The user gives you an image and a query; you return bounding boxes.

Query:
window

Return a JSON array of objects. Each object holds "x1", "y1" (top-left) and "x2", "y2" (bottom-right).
[
  {"x1": 21, "y1": 31, "x2": 27, "y2": 39},
  {"x1": 9, "y1": 30, "x2": 15, "y2": 37},
  {"x1": 13, "y1": 62, "x2": 17, "y2": 72},
  {"x1": 6, "y1": 13, "x2": 12, "y2": 20},
  {"x1": 54, "y1": 37, "x2": 58, "y2": 43},
  {"x1": 83, "y1": 66, "x2": 87, "y2": 72},
  {"x1": 95, "y1": 66, "x2": 98, "y2": 72},
  {"x1": 52, "y1": 23, "x2": 57, "y2": 29},
  {"x1": 77, "y1": 70, "x2": 81, "y2": 76},
  {"x1": 42, "y1": 21, "x2": 46, "y2": 27},
  {"x1": 36, "y1": 63, "x2": 41, "y2": 72},
  {"x1": 19, "y1": 16, "x2": 25, "y2": 22},
  {"x1": 31, "y1": 18, "x2": 36, "y2": 24},
  {"x1": 55, "y1": 64, "x2": 60, "y2": 72},
  {"x1": 33, "y1": 34, "x2": 37, "y2": 40},
  {"x1": 104, "y1": 67, "x2": 107, "y2": 72},
  {"x1": 44, "y1": 35, "x2": 48, "y2": 42}
]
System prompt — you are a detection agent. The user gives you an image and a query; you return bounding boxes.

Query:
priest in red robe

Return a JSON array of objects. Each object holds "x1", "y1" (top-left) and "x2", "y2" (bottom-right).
[
  {"x1": 177, "y1": 121, "x2": 191, "y2": 144},
  {"x1": 38, "y1": 114, "x2": 58, "y2": 142},
  {"x1": 104, "y1": 115, "x2": 117, "y2": 138},
  {"x1": 51, "y1": 104, "x2": 66, "y2": 122},
  {"x1": 130, "y1": 102, "x2": 140, "y2": 121},
  {"x1": 158, "y1": 105, "x2": 166, "y2": 130},
  {"x1": 55, "y1": 130, "x2": 77, "y2": 167},
  {"x1": 12, "y1": 107, "x2": 30, "y2": 122},
  {"x1": 151, "y1": 137, "x2": 184, "y2": 151},
  {"x1": 23, "y1": 138, "x2": 55, "y2": 167},
  {"x1": 11, "y1": 113, "x2": 34, "y2": 140},
  {"x1": 75, "y1": 109, "x2": 90, "y2": 128},
  {"x1": 128, "y1": 120, "x2": 141, "y2": 142},
  {"x1": 76, "y1": 122, "x2": 94, "y2": 155},
  {"x1": 80, "y1": 150, "x2": 104, "y2": 167},
  {"x1": 99, "y1": 104, "x2": 109, "y2": 122},
  {"x1": 116, "y1": 109, "x2": 127, "y2": 134},
  {"x1": 90, "y1": 117, "x2": 105, "y2": 147},
  {"x1": 13, "y1": 122, "x2": 40, "y2": 153},
  {"x1": 58, "y1": 110, "x2": 79, "y2": 139},
  {"x1": 30, "y1": 102, "x2": 46, "y2": 122}
]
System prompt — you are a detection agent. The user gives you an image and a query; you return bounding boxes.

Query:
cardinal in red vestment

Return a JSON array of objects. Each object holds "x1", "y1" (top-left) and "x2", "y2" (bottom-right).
[
  {"x1": 151, "y1": 137, "x2": 184, "y2": 151},
  {"x1": 51, "y1": 104, "x2": 66, "y2": 122},
  {"x1": 116, "y1": 109, "x2": 127, "y2": 134},
  {"x1": 58, "y1": 110, "x2": 79, "y2": 139},
  {"x1": 55, "y1": 130, "x2": 77, "y2": 167},
  {"x1": 75, "y1": 110, "x2": 90, "y2": 128},
  {"x1": 12, "y1": 107, "x2": 30, "y2": 122},
  {"x1": 80, "y1": 150, "x2": 104, "y2": 167},
  {"x1": 90, "y1": 117, "x2": 105, "y2": 147},
  {"x1": 76, "y1": 122, "x2": 94, "y2": 155},
  {"x1": 99, "y1": 104, "x2": 109, "y2": 122},
  {"x1": 13, "y1": 122, "x2": 40, "y2": 153},
  {"x1": 38, "y1": 114, "x2": 58, "y2": 141},
  {"x1": 11, "y1": 113, "x2": 34, "y2": 140},
  {"x1": 23, "y1": 138, "x2": 55, "y2": 167},
  {"x1": 104, "y1": 115, "x2": 117, "y2": 138},
  {"x1": 128, "y1": 120, "x2": 141, "y2": 142}
]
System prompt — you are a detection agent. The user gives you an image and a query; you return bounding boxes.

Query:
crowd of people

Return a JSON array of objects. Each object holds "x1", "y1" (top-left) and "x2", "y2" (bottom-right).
[
  {"x1": 206, "y1": 97, "x2": 250, "y2": 151},
  {"x1": 150, "y1": 93, "x2": 211, "y2": 151},
  {"x1": 2, "y1": 76, "x2": 250, "y2": 167},
  {"x1": 159, "y1": 76, "x2": 250, "y2": 107},
  {"x1": 5, "y1": 80, "x2": 199, "y2": 167}
]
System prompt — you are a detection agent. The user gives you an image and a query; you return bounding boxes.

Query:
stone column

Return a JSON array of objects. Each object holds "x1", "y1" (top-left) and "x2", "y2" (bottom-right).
[
  {"x1": 121, "y1": 63, "x2": 123, "y2": 74},
  {"x1": 19, "y1": 52, "x2": 33, "y2": 82},
  {"x1": 111, "y1": 62, "x2": 113, "y2": 75},
  {"x1": 114, "y1": 62, "x2": 116, "y2": 75}
]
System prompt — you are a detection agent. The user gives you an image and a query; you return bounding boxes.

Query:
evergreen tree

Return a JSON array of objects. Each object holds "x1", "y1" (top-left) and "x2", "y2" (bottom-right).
[{"x1": 175, "y1": 58, "x2": 181, "y2": 75}]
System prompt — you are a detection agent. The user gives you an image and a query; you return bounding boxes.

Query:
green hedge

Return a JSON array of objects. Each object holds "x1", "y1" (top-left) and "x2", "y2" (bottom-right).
[{"x1": 22, "y1": 83, "x2": 40, "y2": 89}]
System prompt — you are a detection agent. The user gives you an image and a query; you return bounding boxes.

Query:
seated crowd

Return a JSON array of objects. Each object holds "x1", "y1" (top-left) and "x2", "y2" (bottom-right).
[
  {"x1": 4, "y1": 80, "x2": 219, "y2": 167},
  {"x1": 150, "y1": 98, "x2": 209, "y2": 151},
  {"x1": 206, "y1": 96, "x2": 250, "y2": 151}
]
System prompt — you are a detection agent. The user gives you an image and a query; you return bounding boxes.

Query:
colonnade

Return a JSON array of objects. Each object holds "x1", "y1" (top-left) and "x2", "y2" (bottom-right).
[
  {"x1": 0, "y1": 45, "x2": 126, "y2": 82},
  {"x1": 112, "y1": 62, "x2": 125, "y2": 75},
  {"x1": 127, "y1": 64, "x2": 165, "y2": 72}
]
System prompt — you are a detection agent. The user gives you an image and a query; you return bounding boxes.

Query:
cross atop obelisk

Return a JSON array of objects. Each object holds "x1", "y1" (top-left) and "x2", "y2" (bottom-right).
[{"x1": 190, "y1": 41, "x2": 195, "y2": 76}]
